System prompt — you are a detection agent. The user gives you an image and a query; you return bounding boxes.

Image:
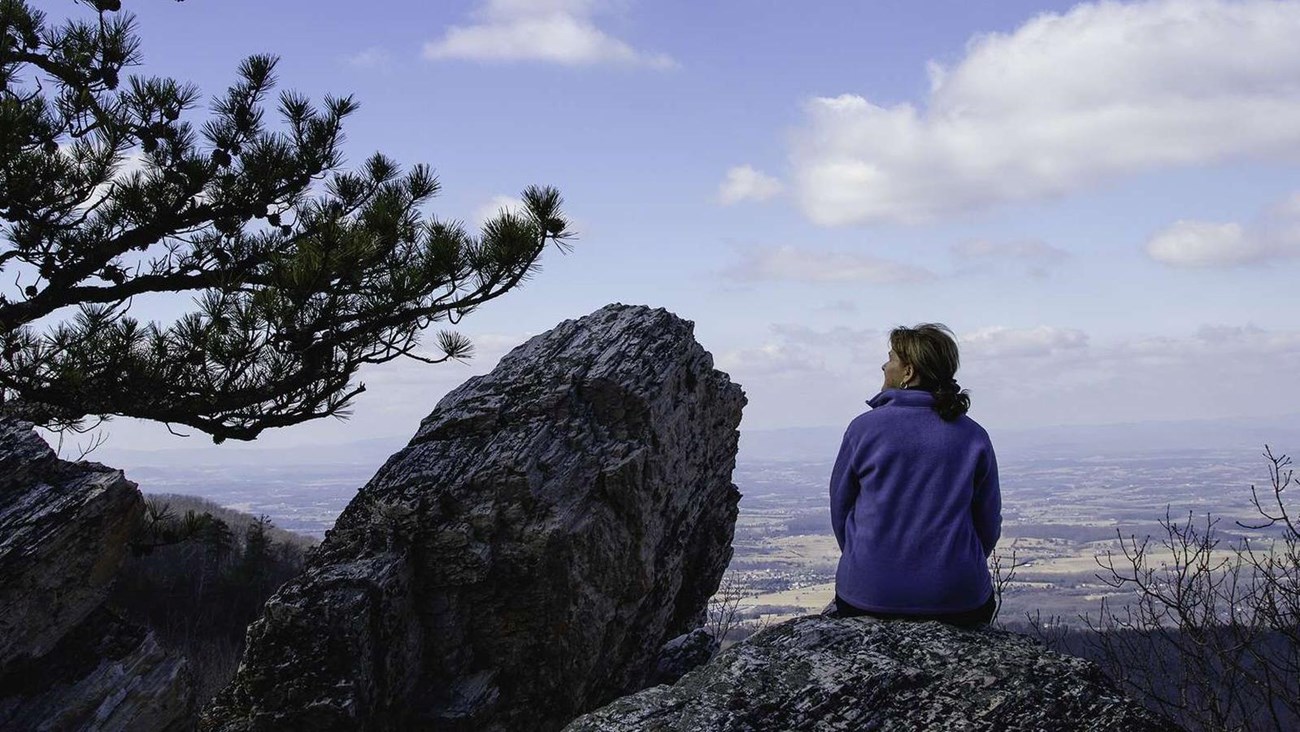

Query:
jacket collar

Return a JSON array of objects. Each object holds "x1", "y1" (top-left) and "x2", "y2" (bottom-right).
[{"x1": 867, "y1": 388, "x2": 935, "y2": 409}]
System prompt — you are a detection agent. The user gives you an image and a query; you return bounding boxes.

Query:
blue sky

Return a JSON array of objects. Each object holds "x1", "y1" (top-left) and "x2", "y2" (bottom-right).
[{"x1": 24, "y1": 0, "x2": 1300, "y2": 455}]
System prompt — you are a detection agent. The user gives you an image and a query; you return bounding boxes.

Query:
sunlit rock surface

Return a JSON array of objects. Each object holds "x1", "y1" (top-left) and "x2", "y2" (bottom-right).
[
  {"x1": 564, "y1": 615, "x2": 1182, "y2": 731},
  {"x1": 0, "y1": 419, "x2": 142, "y2": 665},
  {"x1": 0, "y1": 418, "x2": 192, "y2": 731},
  {"x1": 203, "y1": 304, "x2": 746, "y2": 731}
]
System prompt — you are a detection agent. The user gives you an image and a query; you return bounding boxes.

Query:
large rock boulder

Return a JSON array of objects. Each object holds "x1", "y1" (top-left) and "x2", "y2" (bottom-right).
[
  {"x1": 0, "y1": 418, "x2": 193, "y2": 730},
  {"x1": 0, "y1": 419, "x2": 142, "y2": 666},
  {"x1": 564, "y1": 616, "x2": 1181, "y2": 731},
  {"x1": 203, "y1": 304, "x2": 746, "y2": 731}
]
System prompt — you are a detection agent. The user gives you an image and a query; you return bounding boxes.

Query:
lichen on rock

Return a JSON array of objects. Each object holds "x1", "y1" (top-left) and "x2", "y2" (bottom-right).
[{"x1": 564, "y1": 615, "x2": 1183, "y2": 731}]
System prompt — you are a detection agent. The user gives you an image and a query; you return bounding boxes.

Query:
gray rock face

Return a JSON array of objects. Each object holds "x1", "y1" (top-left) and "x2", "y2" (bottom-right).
[
  {"x1": 650, "y1": 628, "x2": 719, "y2": 687},
  {"x1": 203, "y1": 304, "x2": 746, "y2": 732},
  {"x1": 0, "y1": 419, "x2": 144, "y2": 667},
  {"x1": 0, "y1": 418, "x2": 193, "y2": 731},
  {"x1": 0, "y1": 607, "x2": 192, "y2": 731},
  {"x1": 564, "y1": 616, "x2": 1182, "y2": 731}
]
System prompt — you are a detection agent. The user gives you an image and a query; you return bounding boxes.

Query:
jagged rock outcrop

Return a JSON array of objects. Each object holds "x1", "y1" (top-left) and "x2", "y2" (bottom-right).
[
  {"x1": 0, "y1": 419, "x2": 142, "y2": 666},
  {"x1": 0, "y1": 607, "x2": 192, "y2": 731},
  {"x1": 0, "y1": 418, "x2": 193, "y2": 730},
  {"x1": 203, "y1": 304, "x2": 746, "y2": 731},
  {"x1": 565, "y1": 615, "x2": 1182, "y2": 731}
]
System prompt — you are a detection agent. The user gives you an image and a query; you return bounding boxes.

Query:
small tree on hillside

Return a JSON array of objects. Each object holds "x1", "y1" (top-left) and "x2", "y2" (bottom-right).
[
  {"x1": 234, "y1": 514, "x2": 272, "y2": 583},
  {"x1": 1088, "y1": 447, "x2": 1299, "y2": 732},
  {"x1": 706, "y1": 571, "x2": 746, "y2": 644},
  {"x1": 0, "y1": 0, "x2": 572, "y2": 443}
]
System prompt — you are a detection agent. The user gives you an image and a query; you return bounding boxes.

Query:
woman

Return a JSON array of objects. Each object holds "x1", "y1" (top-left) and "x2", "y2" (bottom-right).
[{"x1": 829, "y1": 323, "x2": 1001, "y2": 625}]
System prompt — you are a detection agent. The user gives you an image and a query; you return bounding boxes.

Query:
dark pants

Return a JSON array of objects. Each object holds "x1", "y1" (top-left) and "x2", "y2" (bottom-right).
[{"x1": 833, "y1": 593, "x2": 996, "y2": 626}]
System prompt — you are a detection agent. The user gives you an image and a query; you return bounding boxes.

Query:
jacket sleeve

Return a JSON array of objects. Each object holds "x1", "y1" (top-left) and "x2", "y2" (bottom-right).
[
  {"x1": 972, "y1": 443, "x2": 1002, "y2": 558},
  {"x1": 829, "y1": 428, "x2": 859, "y2": 551}
]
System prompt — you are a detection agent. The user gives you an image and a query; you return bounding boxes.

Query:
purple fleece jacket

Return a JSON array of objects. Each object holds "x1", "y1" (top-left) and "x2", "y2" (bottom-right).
[{"x1": 830, "y1": 388, "x2": 1001, "y2": 614}]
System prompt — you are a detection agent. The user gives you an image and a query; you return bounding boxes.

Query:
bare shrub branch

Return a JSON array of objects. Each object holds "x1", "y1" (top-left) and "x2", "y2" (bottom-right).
[{"x1": 1083, "y1": 448, "x2": 1299, "y2": 731}]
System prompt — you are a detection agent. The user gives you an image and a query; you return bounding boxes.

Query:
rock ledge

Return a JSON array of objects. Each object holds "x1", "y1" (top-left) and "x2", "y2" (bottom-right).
[{"x1": 565, "y1": 615, "x2": 1181, "y2": 731}]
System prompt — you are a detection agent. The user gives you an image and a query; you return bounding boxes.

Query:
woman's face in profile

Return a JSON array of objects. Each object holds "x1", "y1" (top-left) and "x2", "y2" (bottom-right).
[{"x1": 881, "y1": 349, "x2": 911, "y2": 390}]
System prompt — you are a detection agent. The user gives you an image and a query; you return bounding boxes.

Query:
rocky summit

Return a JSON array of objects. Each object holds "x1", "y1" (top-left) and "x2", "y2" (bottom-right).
[
  {"x1": 203, "y1": 304, "x2": 746, "y2": 731},
  {"x1": 564, "y1": 615, "x2": 1182, "y2": 731}
]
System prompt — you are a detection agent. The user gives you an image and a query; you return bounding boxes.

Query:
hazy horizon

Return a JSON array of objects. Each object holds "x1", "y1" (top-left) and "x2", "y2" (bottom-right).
[{"x1": 78, "y1": 409, "x2": 1300, "y2": 472}]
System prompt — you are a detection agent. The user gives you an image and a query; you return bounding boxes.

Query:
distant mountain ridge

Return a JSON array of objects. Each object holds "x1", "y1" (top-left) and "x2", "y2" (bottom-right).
[
  {"x1": 739, "y1": 412, "x2": 1300, "y2": 463},
  {"x1": 89, "y1": 413, "x2": 1300, "y2": 475},
  {"x1": 94, "y1": 435, "x2": 407, "y2": 470},
  {"x1": 91, "y1": 412, "x2": 1300, "y2": 471}
]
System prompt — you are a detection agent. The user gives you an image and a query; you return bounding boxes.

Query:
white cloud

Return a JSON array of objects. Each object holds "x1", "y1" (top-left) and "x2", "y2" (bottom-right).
[
  {"x1": 717, "y1": 343, "x2": 821, "y2": 378},
  {"x1": 472, "y1": 195, "x2": 527, "y2": 227},
  {"x1": 1146, "y1": 192, "x2": 1300, "y2": 267},
  {"x1": 727, "y1": 245, "x2": 936, "y2": 284},
  {"x1": 471, "y1": 194, "x2": 592, "y2": 240},
  {"x1": 1146, "y1": 221, "x2": 1251, "y2": 267},
  {"x1": 423, "y1": 0, "x2": 675, "y2": 68},
  {"x1": 718, "y1": 165, "x2": 784, "y2": 205},
  {"x1": 769, "y1": 323, "x2": 881, "y2": 352},
  {"x1": 346, "y1": 48, "x2": 393, "y2": 69},
  {"x1": 636, "y1": 318, "x2": 1300, "y2": 432},
  {"x1": 951, "y1": 239, "x2": 1069, "y2": 264},
  {"x1": 1190, "y1": 324, "x2": 1300, "y2": 355},
  {"x1": 363, "y1": 331, "x2": 526, "y2": 391},
  {"x1": 951, "y1": 238, "x2": 1070, "y2": 278},
  {"x1": 77, "y1": 150, "x2": 147, "y2": 212},
  {"x1": 751, "y1": 323, "x2": 1089, "y2": 362},
  {"x1": 74, "y1": 329, "x2": 535, "y2": 454},
  {"x1": 962, "y1": 325, "x2": 1090, "y2": 358},
  {"x1": 791, "y1": 0, "x2": 1300, "y2": 225},
  {"x1": 816, "y1": 299, "x2": 860, "y2": 314}
]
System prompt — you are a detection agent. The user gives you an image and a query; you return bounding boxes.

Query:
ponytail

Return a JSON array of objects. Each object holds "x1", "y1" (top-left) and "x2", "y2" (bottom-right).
[{"x1": 930, "y1": 379, "x2": 970, "y2": 422}]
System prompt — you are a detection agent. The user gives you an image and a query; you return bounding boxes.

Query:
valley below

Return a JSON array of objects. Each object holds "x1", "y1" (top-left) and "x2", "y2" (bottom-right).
[{"x1": 117, "y1": 439, "x2": 1283, "y2": 635}]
